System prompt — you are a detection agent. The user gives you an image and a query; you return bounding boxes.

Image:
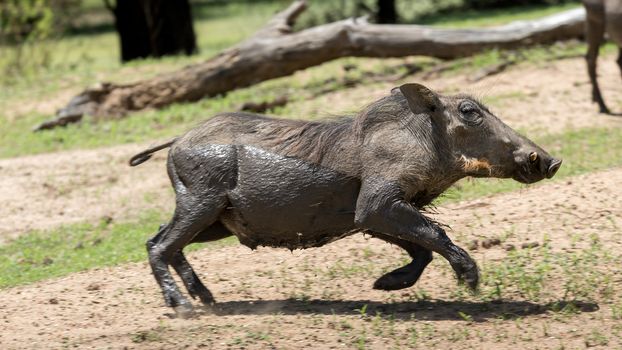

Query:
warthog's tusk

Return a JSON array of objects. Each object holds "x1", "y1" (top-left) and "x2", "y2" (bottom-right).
[{"x1": 529, "y1": 152, "x2": 538, "y2": 163}]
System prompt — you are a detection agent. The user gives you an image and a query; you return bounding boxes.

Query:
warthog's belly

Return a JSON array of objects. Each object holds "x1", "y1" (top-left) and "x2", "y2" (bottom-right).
[{"x1": 221, "y1": 146, "x2": 361, "y2": 250}]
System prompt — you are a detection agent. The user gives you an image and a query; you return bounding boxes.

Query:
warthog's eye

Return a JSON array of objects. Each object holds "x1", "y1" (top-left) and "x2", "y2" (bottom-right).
[{"x1": 459, "y1": 101, "x2": 482, "y2": 125}]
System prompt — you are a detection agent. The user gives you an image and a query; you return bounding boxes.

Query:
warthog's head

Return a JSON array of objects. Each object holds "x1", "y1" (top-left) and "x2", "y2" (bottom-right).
[{"x1": 400, "y1": 83, "x2": 562, "y2": 184}]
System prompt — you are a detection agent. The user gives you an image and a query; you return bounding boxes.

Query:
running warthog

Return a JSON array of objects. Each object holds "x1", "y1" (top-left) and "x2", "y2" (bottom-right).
[
  {"x1": 583, "y1": 0, "x2": 622, "y2": 113},
  {"x1": 130, "y1": 83, "x2": 562, "y2": 316}
]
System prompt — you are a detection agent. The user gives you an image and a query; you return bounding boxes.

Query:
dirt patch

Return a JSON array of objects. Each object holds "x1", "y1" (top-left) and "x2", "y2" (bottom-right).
[
  {"x1": 1, "y1": 167, "x2": 620, "y2": 349},
  {"x1": 0, "y1": 143, "x2": 172, "y2": 243},
  {"x1": 439, "y1": 169, "x2": 622, "y2": 256}
]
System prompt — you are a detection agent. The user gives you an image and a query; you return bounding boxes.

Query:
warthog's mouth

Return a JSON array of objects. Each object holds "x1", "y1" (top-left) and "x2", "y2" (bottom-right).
[{"x1": 547, "y1": 159, "x2": 562, "y2": 178}]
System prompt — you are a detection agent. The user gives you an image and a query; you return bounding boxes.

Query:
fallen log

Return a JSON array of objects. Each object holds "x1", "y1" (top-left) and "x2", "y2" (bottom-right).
[
  {"x1": 32, "y1": 114, "x2": 83, "y2": 132},
  {"x1": 44, "y1": 1, "x2": 586, "y2": 129}
]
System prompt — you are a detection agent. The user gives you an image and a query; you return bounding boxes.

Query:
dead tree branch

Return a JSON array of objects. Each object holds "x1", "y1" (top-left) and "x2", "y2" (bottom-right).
[{"x1": 43, "y1": 1, "x2": 586, "y2": 130}]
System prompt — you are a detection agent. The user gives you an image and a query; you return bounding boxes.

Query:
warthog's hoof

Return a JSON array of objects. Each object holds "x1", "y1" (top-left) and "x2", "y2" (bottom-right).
[
  {"x1": 600, "y1": 107, "x2": 611, "y2": 115},
  {"x1": 457, "y1": 263, "x2": 480, "y2": 292},
  {"x1": 189, "y1": 287, "x2": 215, "y2": 306},
  {"x1": 374, "y1": 263, "x2": 425, "y2": 290},
  {"x1": 173, "y1": 303, "x2": 195, "y2": 319},
  {"x1": 199, "y1": 296, "x2": 216, "y2": 306},
  {"x1": 373, "y1": 269, "x2": 417, "y2": 291}
]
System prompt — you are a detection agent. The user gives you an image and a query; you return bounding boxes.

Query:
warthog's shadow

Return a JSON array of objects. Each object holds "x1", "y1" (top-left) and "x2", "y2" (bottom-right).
[{"x1": 184, "y1": 299, "x2": 598, "y2": 322}]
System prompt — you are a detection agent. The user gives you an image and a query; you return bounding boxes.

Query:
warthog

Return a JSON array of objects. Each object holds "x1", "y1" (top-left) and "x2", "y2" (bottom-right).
[
  {"x1": 583, "y1": 0, "x2": 622, "y2": 114},
  {"x1": 130, "y1": 83, "x2": 562, "y2": 316}
]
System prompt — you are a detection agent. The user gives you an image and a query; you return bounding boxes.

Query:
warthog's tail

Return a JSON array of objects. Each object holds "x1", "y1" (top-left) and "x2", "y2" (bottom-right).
[{"x1": 129, "y1": 138, "x2": 178, "y2": 166}]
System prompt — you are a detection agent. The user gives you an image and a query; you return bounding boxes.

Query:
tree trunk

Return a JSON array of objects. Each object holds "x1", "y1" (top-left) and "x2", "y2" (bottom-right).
[
  {"x1": 110, "y1": 0, "x2": 197, "y2": 62},
  {"x1": 376, "y1": 0, "x2": 397, "y2": 24},
  {"x1": 39, "y1": 1, "x2": 586, "y2": 130}
]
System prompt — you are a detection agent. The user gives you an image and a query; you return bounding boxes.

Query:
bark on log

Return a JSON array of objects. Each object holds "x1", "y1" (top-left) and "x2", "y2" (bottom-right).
[{"x1": 44, "y1": 1, "x2": 586, "y2": 129}]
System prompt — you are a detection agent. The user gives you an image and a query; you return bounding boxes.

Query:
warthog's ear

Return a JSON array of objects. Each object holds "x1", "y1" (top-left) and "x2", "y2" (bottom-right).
[{"x1": 399, "y1": 83, "x2": 441, "y2": 115}]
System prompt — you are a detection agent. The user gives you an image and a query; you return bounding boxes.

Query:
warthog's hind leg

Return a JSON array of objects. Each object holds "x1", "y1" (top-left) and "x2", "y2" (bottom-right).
[
  {"x1": 170, "y1": 252, "x2": 214, "y2": 305},
  {"x1": 147, "y1": 191, "x2": 227, "y2": 316},
  {"x1": 370, "y1": 232, "x2": 432, "y2": 291},
  {"x1": 169, "y1": 222, "x2": 233, "y2": 305}
]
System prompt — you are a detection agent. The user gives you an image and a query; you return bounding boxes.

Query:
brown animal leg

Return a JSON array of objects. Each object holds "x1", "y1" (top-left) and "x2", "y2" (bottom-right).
[
  {"x1": 617, "y1": 48, "x2": 622, "y2": 80},
  {"x1": 585, "y1": 9, "x2": 609, "y2": 113},
  {"x1": 168, "y1": 222, "x2": 232, "y2": 305},
  {"x1": 370, "y1": 232, "x2": 432, "y2": 291}
]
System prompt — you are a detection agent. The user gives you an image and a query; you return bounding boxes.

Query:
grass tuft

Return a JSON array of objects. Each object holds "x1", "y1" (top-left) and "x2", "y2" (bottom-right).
[{"x1": 0, "y1": 210, "x2": 236, "y2": 288}]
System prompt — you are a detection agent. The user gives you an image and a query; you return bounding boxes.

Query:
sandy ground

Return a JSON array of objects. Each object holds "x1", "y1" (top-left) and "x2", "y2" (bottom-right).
[
  {"x1": 0, "y1": 143, "x2": 173, "y2": 244},
  {"x1": 1, "y1": 55, "x2": 622, "y2": 349},
  {"x1": 0, "y1": 167, "x2": 620, "y2": 349}
]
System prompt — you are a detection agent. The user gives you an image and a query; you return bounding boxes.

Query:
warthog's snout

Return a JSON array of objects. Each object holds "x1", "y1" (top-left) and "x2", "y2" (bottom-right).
[
  {"x1": 513, "y1": 149, "x2": 562, "y2": 184},
  {"x1": 546, "y1": 158, "x2": 562, "y2": 179}
]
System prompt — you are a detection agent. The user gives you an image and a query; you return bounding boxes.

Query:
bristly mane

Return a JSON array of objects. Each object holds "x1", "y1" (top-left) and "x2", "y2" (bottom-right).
[
  {"x1": 352, "y1": 92, "x2": 412, "y2": 138},
  {"x1": 263, "y1": 92, "x2": 416, "y2": 164},
  {"x1": 263, "y1": 116, "x2": 355, "y2": 164}
]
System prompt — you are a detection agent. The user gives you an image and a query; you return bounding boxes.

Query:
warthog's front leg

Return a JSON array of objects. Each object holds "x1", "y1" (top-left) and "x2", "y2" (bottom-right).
[
  {"x1": 354, "y1": 180, "x2": 478, "y2": 290},
  {"x1": 369, "y1": 233, "x2": 432, "y2": 291}
]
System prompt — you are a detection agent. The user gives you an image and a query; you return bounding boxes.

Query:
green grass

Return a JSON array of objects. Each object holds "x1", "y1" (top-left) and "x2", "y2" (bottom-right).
[
  {"x1": 361, "y1": 243, "x2": 618, "y2": 345},
  {"x1": 434, "y1": 231, "x2": 620, "y2": 308},
  {"x1": 1, "y1": 125, "x2": 621, "y2": 289},
  {"x1": 477, "y1": 242, "x2": 617, "y2": 302},
  {"x1": 0, "y1": 210, "x2": 237, "y2": 288},
  {"x1": 0, "y1": 1, "x2": 282, "y2": 108}
]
